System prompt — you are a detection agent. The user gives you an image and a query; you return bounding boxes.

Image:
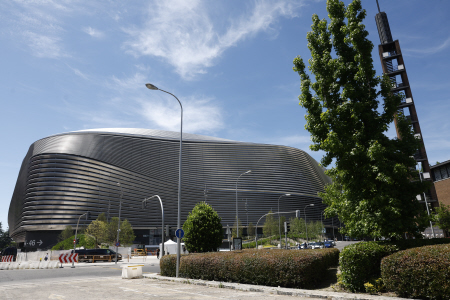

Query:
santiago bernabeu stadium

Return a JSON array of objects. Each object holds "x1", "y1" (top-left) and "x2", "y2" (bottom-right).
[{"x1": 8, "y1": 128, "x2": 339, "y2": 249}]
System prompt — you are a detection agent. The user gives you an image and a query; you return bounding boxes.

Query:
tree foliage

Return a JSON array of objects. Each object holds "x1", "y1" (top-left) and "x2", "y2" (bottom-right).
[
  {"x1": 247, "y1": 222, "x2": 255, "y2": 239},
  {"x1": 433, "y1": 204, "x2": 450, "y2": 235},
  {"x1": 182, "y1": 202, "x2": 223, "y2": 252},
  {"x1": 86, "y1": 219, "x2": 107, "y2": 247},
  {"x1": 0, "y1": 223, "x2": 12, "y2": 250},
  {"x1": 52, "y1": 234, "x2": 96, "y2": 250},
  {"x1": 288, "y1": 218, "x2": 324, "y2": 241},
  {"x1": 58, "y1": 225, "x2": 73, "y2": 242},
  {"x1": 293, "y1": 0, "x2": 429, "y2": 239},
  {"x1": 263, "y1": 211, "x2": 278, "y2": 241}
]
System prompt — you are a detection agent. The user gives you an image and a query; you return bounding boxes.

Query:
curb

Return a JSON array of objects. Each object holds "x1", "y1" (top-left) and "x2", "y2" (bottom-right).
[{"x1": 143, "y1": 274, "x2": 410, "y2": 300}]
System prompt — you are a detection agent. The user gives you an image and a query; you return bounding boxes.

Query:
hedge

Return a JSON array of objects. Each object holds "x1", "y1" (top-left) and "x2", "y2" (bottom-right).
[
  {"x1": 339, "y1": 242, "x2": 398, "y2": 292},
  {"x1": 381, "y1": 244, "x2": 450, "y2": 300},
  {"x1": 339, "y1": 238, "x2": 450, "y2": 292},
  {"x1": 161, "y1": 248, "x2": 339, "y2": 289}
]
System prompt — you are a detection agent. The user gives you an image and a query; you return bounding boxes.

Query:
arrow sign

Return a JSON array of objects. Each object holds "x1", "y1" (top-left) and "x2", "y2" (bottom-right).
[
  {"x1": 175, "y1": 228, "x2": 184, "y2": 239},
  {"x1": 37, "y1": 240, "x2": 43, "y2": 246}
]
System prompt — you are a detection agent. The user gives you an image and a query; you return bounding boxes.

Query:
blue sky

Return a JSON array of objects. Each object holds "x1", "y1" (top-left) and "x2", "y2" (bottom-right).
[{"x1": 1, "y1": 0, "x2": 450, "y2": 231}]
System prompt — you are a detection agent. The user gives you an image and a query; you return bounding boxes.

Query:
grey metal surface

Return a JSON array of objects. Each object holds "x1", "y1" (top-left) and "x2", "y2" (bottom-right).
[{"x1": 9, "y1": 128, "x2": 336, "y2": 242}]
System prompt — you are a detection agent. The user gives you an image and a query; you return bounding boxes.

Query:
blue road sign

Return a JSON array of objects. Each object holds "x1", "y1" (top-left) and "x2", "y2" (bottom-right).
[
  {"x1": 115, "y1": 241, "x2": 120, "y2": 247},
  {"x1": 175, "y1": 228, "x2": 184, "y2": 239}
]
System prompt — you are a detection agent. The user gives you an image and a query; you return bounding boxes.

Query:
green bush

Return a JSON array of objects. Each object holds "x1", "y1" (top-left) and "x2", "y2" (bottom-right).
[
  {"x1": 173, "y1": 249, "x2": 339, "y2": 289},
  {"x1": 160, "y1": 254, "x2": 177, "y2": 277},
  {"x1": 339, "y1": 239, "x2": 450, "y2": 292},
  {"x1": 381, "y1": 244, "x2": 450, "y2": 300},
  {"x1": 51, "y1": 234, "x2": 95, "y2": 250},
  {"x1": 339, "y1": 242, "x2": 399, "y2": 292}
]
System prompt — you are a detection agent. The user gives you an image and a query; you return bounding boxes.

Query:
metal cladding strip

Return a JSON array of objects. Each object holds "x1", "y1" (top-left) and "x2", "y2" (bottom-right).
[{"x1": 9, "y1": 128, "x2": 339, "y2": 240}]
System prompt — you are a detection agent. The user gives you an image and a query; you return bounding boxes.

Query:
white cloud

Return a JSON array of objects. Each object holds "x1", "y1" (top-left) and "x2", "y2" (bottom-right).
[
  {"x1": 138, "y1": 95, "x2": 223, "y2": 134},
  {"x1": 109, "y1": 72, "x2": 147, "y2": 91},
  {"x1": 23, "y1": 31, "x2": 66, "y2": 58},
  {"x1": 123, "y1": 0, "x2": 303, "y2": 79},
  {"x1": 82, "y1": 26, "x2": 105, "y2": 38},
  {"x1": 406, "y1": 36, "x2": 450, "y2": 55}
]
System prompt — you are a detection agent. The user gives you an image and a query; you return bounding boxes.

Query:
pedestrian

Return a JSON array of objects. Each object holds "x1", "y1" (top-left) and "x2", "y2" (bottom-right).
[
  {"x1": 44, "y1": 253, "x2": 49, "y2": 261},
  {"x1": 156, "y1": 248, "x2": 160, "y2": 259},
  {"x1": 182, "y1": 245, "x2": 186, "y2": 254}
]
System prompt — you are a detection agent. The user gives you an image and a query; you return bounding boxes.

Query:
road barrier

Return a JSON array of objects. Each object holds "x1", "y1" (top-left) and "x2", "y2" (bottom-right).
[
  {"x1": 1, "y1": 255, "x2": 14, "y2": 262},
  {"x1": 122, "y1": 265, "x2": 144, "y2": 279},
  {"x1": 59, "y1": 253, "x2": 78, "y2": 264}
]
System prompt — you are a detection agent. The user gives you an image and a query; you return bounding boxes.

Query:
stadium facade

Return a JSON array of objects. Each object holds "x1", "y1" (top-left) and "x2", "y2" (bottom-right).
[{"x1": 8, "y1": 128, "x2": 337, "y2": 249}]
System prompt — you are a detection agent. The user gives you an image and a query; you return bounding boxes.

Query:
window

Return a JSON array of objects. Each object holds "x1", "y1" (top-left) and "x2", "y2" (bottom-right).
[
  {"x1": 441, "y1": 167, "x2": 448, "y2": 179},
  {"x1": 434, "y1": 169, "x2": 442, "y2": 181}
]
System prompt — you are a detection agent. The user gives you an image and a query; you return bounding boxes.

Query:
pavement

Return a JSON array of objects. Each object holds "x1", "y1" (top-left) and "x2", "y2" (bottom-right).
[{"x1": 0, "y1": 252, "x2": 411, "y2": 299}]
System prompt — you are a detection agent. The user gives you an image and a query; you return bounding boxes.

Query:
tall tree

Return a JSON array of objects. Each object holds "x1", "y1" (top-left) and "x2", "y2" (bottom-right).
[
  {"x1": 247, "y1": 222, "x2": 255, "y2": 239},
  {"x1": 263, "y1": 211, "x2": 278, "y2": 242},
  {"x1": 182, "y1": 202, "x2": 223, "y2": 252},
  {"x1": 433, "y1": 204, "x2": 450, "y2": 236},
  {"x1": 58, "y1": 225, "x2": 73, "y2": 242},
  {"x1": 118, "y1": 219, "x2": 136, "y2": 245},
  {"x1": 0, "y1": 223, "x2": 12, "y2": 250},
  {"x1": 85, "y1": 220, "x2": 107, "y2": 247},
  {"x1": 293, "y1": 0, "x2": 429, "y2": 239}
]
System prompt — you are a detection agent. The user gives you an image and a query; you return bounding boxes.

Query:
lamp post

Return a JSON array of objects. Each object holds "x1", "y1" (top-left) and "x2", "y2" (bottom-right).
[
  {"x1": 277, "y1": 194, "x2": 291, "y2": 248},
  {"x1": 146, "y1": 83, "x2": 183, "y2": 277},
  {"x1": 143, "y1": 195, "x2": 165, "y2": 257},
  {"x1": 304, "y1": 204, "x2": 314, "y2": 245},
  {"x1": 115, "y1": 182, "x2": 123, "y2": 264},
  {"x1": 235, "y1": 170, "x2": 251, "y2": 239},
  {"x1": 72, "y1": 211, "x2": 90, "y2": 268}
]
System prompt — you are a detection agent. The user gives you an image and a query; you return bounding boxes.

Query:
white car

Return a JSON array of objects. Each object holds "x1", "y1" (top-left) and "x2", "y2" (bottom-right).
[{"x1": 310, "y1": 242, "x2": 324, "y2": 249}]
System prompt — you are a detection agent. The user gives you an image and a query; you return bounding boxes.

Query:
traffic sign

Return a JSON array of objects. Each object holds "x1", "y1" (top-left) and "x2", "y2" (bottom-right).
[
  {"x1": 175, "y1": 228, "x2": 184, "y2": 239},
  {"x1": 115, "y1": 241, "x2": 120, "y2": 247}
]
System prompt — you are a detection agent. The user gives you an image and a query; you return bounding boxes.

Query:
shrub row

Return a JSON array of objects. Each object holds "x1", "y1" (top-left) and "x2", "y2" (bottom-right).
[
  {"x1": 161, "y1": 248, "x2": 339, "y2": 289},
  {"x1": 339, "y1": 238, "x2": 450, "y2": 292},
  {"x1": 381, "y1": 244, "x2": 450, "y2": 300}
]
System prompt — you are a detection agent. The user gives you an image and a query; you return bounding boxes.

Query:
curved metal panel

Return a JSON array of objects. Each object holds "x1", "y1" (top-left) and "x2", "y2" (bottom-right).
[{"x1": 9, "y1": 129, "x2": 338, "y2": 242}]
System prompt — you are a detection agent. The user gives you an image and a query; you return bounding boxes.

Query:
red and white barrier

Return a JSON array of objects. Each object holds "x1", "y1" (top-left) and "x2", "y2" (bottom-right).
[
  {"x1": 1, "y1": 255, "x2": 13, "y2": 262},
  {"x1": 59, "y1": 253, "x2": 78, "y2": 264}
]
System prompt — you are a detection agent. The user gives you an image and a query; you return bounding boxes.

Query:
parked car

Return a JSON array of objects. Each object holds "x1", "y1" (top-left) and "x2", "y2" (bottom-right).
[
  {"x1": 324, "y1": 240, "x2": 334, "y2": 248},
  {"x1": 72, "y1": 249, "x2": 122, "y2": 262},
  {"x1": 310, "y1": 242, "x2": 324, "y2": 249},
  {"x1": 298, "y1": 243, "x2": 308, "y2": 249}
]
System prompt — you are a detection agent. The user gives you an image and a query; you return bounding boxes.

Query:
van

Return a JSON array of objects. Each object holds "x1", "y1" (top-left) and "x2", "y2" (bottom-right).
[{"x1": 72, "y1": 249, "x2": 122, "y2": 262}]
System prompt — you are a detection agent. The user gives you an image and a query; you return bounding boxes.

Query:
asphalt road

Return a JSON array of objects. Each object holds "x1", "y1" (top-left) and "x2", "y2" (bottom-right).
[{"x1": 0, "y1": 257, "x2": 160, "y2": 285}]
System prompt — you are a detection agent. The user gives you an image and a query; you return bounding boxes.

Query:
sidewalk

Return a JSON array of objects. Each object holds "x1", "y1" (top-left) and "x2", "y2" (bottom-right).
[{"x1": 143, "y1": 273, "x2": 411, "y2": 300}]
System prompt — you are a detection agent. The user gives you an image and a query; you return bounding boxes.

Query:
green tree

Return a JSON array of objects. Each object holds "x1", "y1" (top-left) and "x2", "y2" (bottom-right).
[
  {"x1": 293, "y1": 0, "x2": 429, "y2": 239},
  {"x1": 97, "y1": 212, "x2": 107, "y2": 223},
  {"x1": 107, "y1": 217, "x2": 135, "y2": 245},
  {"x1": 85, "y1": 220, "x2": 107, "y2": 247},
  {"x1": 0, "y1": 223, "x2": 12, "y2": 250},
  {"x1": 433, "y1": 204, "x2": 450, "y2": 235},
  {"x1": 247, "y1": 222, "x2": 255, "y2": 239},
  {"x1": 119, "y1": 219, "x2": 135, "y2": 245},
  {"x1": 288, "y1": 217, "x2": 306, "y2": 240},
  {"x1": 231, "y1": 218, "x2": 243, "y2": 238},
  {"x1": 182, "y1": 202, "x2": 223, "y2": 252},
  {"x1": 58, "y1": 225, "x2": 73, "y2": 242},
  {"x1": 263, "y1": 211, "x2": 278, "y2": 242}
]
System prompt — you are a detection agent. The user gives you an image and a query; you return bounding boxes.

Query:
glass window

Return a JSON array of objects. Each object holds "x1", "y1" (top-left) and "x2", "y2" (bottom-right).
[
  {"x1": 435, "y1": 169, "x2": 442, "y2": 181},
  {"x1": 441, "y1": 167, "x2": 448, "y2": 179},
  {"x1": 447, "y1": 165, "x2": 450, "y2": 178}
]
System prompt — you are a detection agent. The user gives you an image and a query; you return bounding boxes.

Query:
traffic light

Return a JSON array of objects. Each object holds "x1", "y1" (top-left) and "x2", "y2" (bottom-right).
[{"x1": 296, "y1": 210, "x2": 300, "y2": 218}]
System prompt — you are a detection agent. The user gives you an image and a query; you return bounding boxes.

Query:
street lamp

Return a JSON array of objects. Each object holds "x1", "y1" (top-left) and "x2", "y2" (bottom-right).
[
  {"x1": 143, "y1": 195, "x2": 165, "y2": 257},
  {"x1": 236, "y1": 170, "x2": 251, "y2": 239},
  {"x1": 146, "y1": 83, "x2": 183, "y2": 277},
  {"x1": 115, "y1": 182, "x2": 123, "y2": 264},
  {"x1": 277, "y1": 194, "x2": 291, "y2": 248},
  {"x1": 304, "y1": 204, "x2": 314, "y2": 245}
]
